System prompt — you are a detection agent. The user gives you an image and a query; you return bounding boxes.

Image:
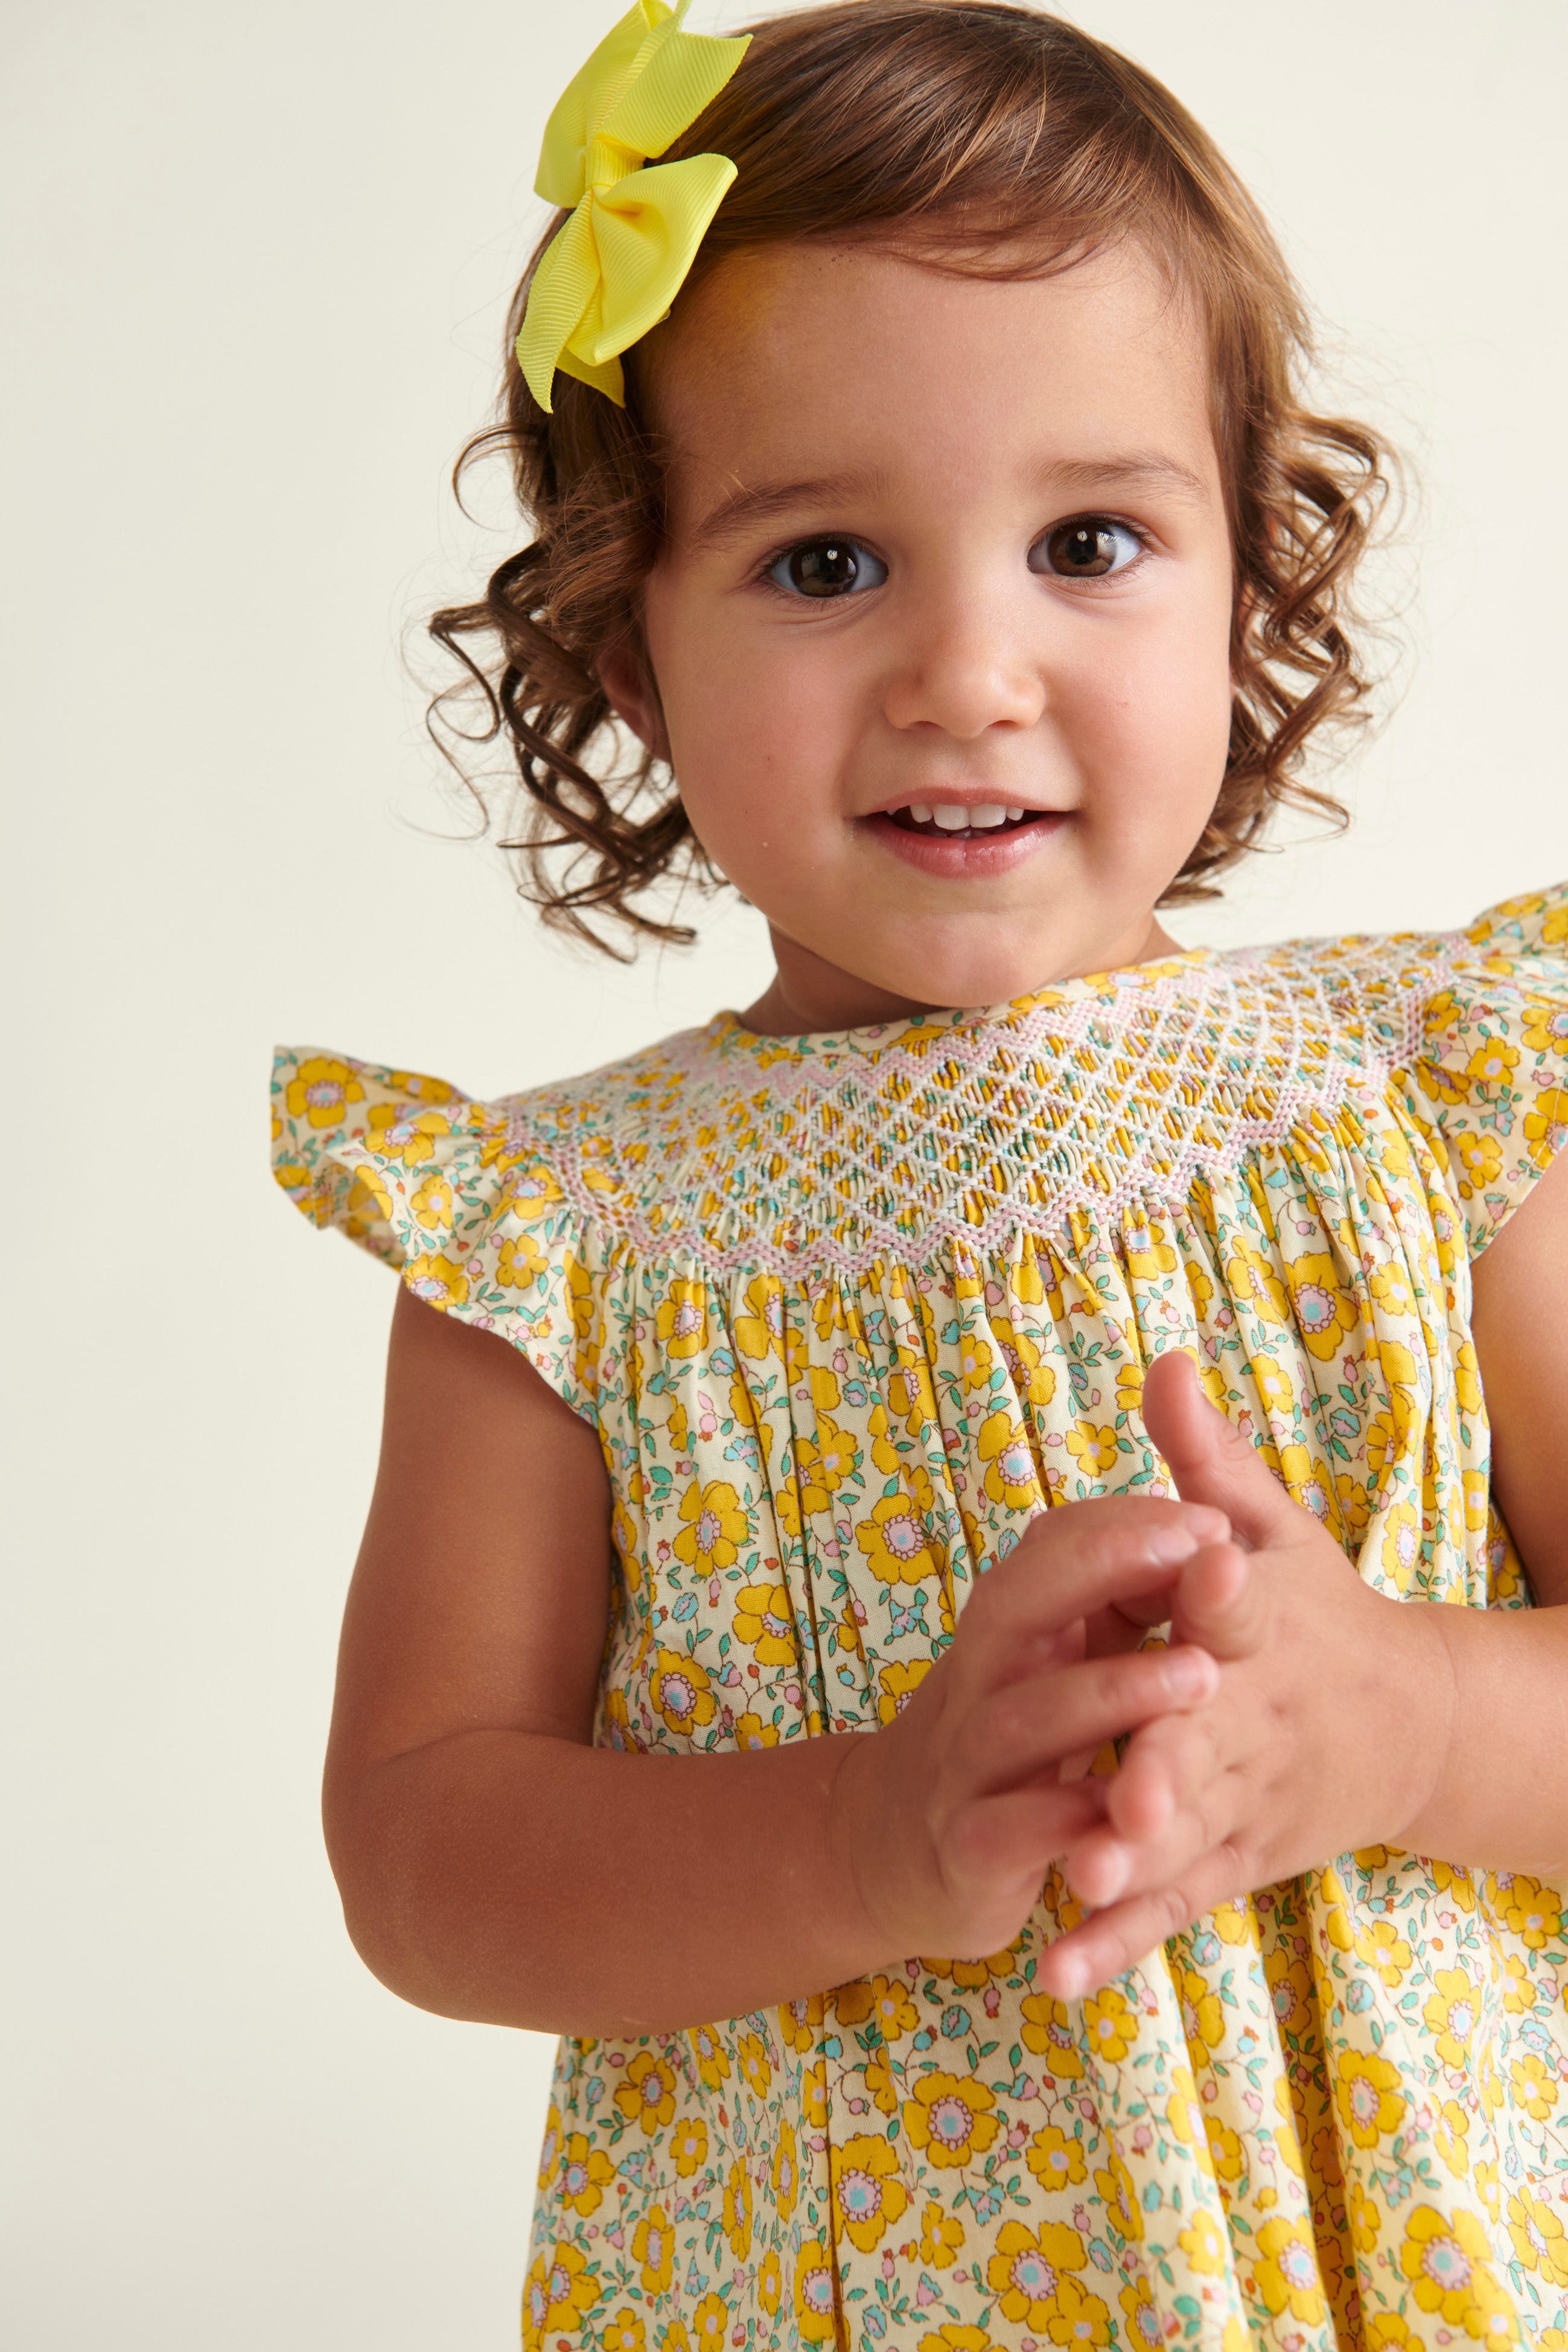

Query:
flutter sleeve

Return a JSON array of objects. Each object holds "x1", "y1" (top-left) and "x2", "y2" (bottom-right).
[
  {"x1": 1407, "y1": 882, "x2": 1568, "y2": 1256},
  {"x1": 270, "y1": 1047, "x2": 599, "y2": 1419}
]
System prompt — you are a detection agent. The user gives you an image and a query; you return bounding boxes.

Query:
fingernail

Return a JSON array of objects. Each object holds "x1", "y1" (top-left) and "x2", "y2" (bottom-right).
[
  {"x1": 1146, "y1": 1525, "x2": 1199, "y2": 1565},
  {"x1": 1164, "y1": 1645, "x2": 1215, "y2": 1701},
  {"x1": 1190, "y1": 1507, "x2": 1230, "y2": 1542}
]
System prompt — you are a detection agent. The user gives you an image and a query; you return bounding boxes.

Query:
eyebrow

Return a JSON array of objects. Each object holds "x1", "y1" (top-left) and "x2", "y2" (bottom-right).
[{"x1": 682, "y1": 448, "x2": 1211, "y2": 553}]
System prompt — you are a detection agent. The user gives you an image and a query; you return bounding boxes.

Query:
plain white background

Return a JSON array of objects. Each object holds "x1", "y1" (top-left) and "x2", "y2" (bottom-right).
[{"x1": 5, "y1": 2, "x2": 1566, "y2": 2344}]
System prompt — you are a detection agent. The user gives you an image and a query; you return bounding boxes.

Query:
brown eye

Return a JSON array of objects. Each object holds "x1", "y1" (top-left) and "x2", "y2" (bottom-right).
[
  {"x1": 770, "y1": 540, "x2": 888, "y2": 599},
  {"x1": 1031, "y1": 518, "x2": 1141, "y2": 579}
]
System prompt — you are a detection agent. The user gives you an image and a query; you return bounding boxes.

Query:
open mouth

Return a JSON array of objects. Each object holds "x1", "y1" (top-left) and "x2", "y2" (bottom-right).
[{"x1": 884, "y1": 802, "x2": 1041, "y2": 841}]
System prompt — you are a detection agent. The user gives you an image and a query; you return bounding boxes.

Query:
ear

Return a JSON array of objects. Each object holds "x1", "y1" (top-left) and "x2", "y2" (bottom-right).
[{"x1": 598, "y1": 639, "x2": 669, "y2": 763}]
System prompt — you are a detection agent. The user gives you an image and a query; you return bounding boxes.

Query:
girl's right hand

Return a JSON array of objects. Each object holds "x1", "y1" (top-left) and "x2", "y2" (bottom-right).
[{"x1": 830, "y1": 1497, "x2": 1231, "y2": 1967}]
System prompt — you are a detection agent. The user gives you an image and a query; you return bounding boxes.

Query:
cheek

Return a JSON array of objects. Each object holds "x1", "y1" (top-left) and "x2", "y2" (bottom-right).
[{"x1": 1076, "y1": 593, "x2": 1234, "y2": 832}]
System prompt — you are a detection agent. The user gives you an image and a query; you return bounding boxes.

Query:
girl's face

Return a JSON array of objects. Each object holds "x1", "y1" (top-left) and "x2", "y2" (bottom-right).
[{"x1": 604, "y1": 238, "x2": 1236, "y2": 1031}]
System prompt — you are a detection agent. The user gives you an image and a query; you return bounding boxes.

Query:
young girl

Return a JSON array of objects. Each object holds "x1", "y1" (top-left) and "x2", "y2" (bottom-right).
[{"x1": 272, "y1": 4, "x2": 1568, "y2": 2345}]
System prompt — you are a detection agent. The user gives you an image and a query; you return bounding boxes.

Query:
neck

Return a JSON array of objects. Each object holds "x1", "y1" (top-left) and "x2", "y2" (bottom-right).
[{"x1": 738, "y1": 916, "x2": 1187, "y2": 1037}]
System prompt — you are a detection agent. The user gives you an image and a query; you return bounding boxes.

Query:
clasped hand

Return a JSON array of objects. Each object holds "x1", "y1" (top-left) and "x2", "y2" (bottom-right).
[{"x1": 833, "y1": 1350, "x2": 1454, "y2": 1998}]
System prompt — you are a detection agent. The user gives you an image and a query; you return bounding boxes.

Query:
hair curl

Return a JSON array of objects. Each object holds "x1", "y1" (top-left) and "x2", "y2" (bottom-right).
[{"x1": 430, "y1": 0, "x2": 1397, "y2": 955}]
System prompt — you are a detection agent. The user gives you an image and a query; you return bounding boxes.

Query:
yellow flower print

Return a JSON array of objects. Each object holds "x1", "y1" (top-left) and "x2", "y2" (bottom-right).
[
  {"x1": 986, "y1": 2217, "x2": 1088, "y2": 2325},
  {"x1": 792, "y1": 2239, "x2": 837, "y2": 2344},
  {"x1": 1399, "y1": 2204, "x2": 1515, "y2": 2336},
  {"x1": 918, "y1": 2331, "x2": 995, "y2": 2352},
  {"x1": 1508, "y1": 2189, "x2": 1568, "y2": 2286},
  {"x1": 903, "y1": 2071, "x2": 1000, "y2": 2169},
  {"x1": 757, "y1": 2248, "x2": 783, "y2": 2319},
  {"x1": 689, "y1": 2292, "x2": 728, "y2": 2352},
  {"x1": 496, "y1": 1231, "x2": 546, "y2": 1292},
  {"x1": 615, "y1": 2052, "x2": 676, "y2": 2137},
  {"x1": 1065, "y1": 1420, "x2": 1120, "y2": 1477},
  {"x1": 689, "y1": 2021, "x2": 730, "y2": 2087},
  {"x1": 1082, "y1": 1984, "x2": 1137, "y2": 2062},
  {"x1": 1176, "y1": 1966, "x2": 1225, "y2": 2068},
  {"x1": 601, "y1": 2311, "x2": 646, "y2": 2352},
  {"x1": 1349, "y1": 2185, "x2": 1382, "y2": 2254},
  {"x1": 1286, "y1": 1251, "x2": 1359, "y2": 1362},
  {"x1": 1368, "y1": 1257, "x2": 1415, "y2": 1315},
  {"x1": 1479, "y1": 2043, "x2": 1506, "y2": 2118},
  {"x1": 1008, "y1": 1237, "x2": 1065, "y2": 1316},
  {"x1": 1178, "y1": 2205, "x2": 1227, "y2": 2276},
  {"x1": 1332, "y1": 2047, "x2": 1406, "y2": 2149},
  {"x1": 1433, "y1": 2098, "x2": 1470, "y2": 2177},
  {"x1": 1420, "y1": 1966, "x2": 1485, "y2": 2060},
  {"x1": 830, "y1": 2132, "x2": 908, "y2": 2251},
  {"x1": 733, "y1": 1273, "x2": 785, "y2": 1363},
  {"x1": 403, "y1": 1252, "x2": 469, "y2": 1311},
  {"x1": 772, "y1": 2119, "x2": 800, "y2": 2219},
  {"x1": 521, "y1": 2240, "x2": 601, "y2": 2350},
  {"x1": 865, "y1": 2047, "x2": 897, "y2": 2115},
  {"x1": 1226, "y1": 1240, "x2": 1290, "y2": 1324},
  {"x1": 1046, "y1": 2280, "x2": 1111, "y2": 2347},
  {"x1": 1021, "y1": 1992, "x2": 1084, "y2": 2077},
  {"x1": 876, "y1": 1658, "x2": 932, "y2": 1723},
  {"x1": 731, "y1": 1581, "x2": 797, "y2": 1668},
  {"x1": 1092, "y1": 2152, "x2": 1143, "y2": 2242},
  {"x1": 1165, "y1": 2065, "x2": 1208, "y2": 2156},
  {"x1": 1475, "y1": 2158, "x2": 1502, "y2": 2222},
  {"x1": 1377, "y1": 1499, "x2": 1423, "y2": 1592},
  {"x1": 1026, "y1": 2123, "x2": 1087, "y2": 2193},
  {"x1": 655, "y1": 1277, "x2": 709, "y2": 1360},
  {"x1": 1354, "y1": 1916, "x2": 1413, "y2": 1987},
  {"x1": 1454, "y1": 1337, "x2": 1483, "y2": 1413},
  {"x1": 494, "y1": 1160, "x2": 563, "y2": 1219},
  {"x1": 776, "y1": 1996, "x2": 822, "y2": 2056},
  {"x1": 835, "y1": 1972, "x2": 919, "y2": 2042},
  {"x1": 1253, "y1": 2214, "x2": 1327, "y2": 2325},
  {"x1": 1500, "y1": 1951, "x2": 1532, "y2": 2010},
  {"x1": 408, "y1": 1170, "x2": 453, "y2": 1231},
  {"x1": 856, "y1": 1491, "x2": 939, "y2": 1585},
  {"x1": 1452, "y1": 1127, "x2": 1503, "y2": 1198},
  {"x1": 956, "y1": 1328, "x2": 995, "y2": 1394},
  {"x1": 1511, "y1": 2050, "x2": 1560, "y2": 2118},
  {"x1": 366, "y1": 1100, "x2": 454, "y2": 1166},
  {"x1": 735, "y1": 2031, "x2": 772, "y2": 2099},
  {"x1": 1212, "y1": 1898, "x2": 1256, "y2": 1946},
  {"x1": 1123, "y1": 1211, "x2": 1179, "y2": 1280},
  {"x1": 285, "y1": 1055, "x2": 365, "y2": 1130},
  {"x1": 670, "y1": 2111, "x2": 707, "y2": 2177},
  {"x1": 1263, "y1": 1946, "x2": 1313, "y2": 2042},
  {"x1": 1525, "y1": 997, "x2": 1568, "y2": 1053},
  {"x1": 1118, "y1": 2275, "x2": 1161, "y2": 2347},
  {"x1": 1205, "y1": 2117, "x2": 1245, "y2": 2189},
  {"x1": 648, "y1": 1647, "x2": 716, "y2": 1738},
  {"x1": 914, "y1": 2201, "x2": 965, "y2": 2269},
  {"x1": 1465, "y1": 1038, "x2": 1520, "y2": 1094},
  {"x1": 1278, "y1": 1441, "x2": 1335, "y2": 1522},
  {"x1": 631, "y1": 2201, "x2": 675, "y2": 2293},
  {"x1": 733, "y1": 1710, "x2": 779, "y2": 1750},
  {"x1": 536, "y1": 2102, "x2": 563, "y2": 2191},
  {"x1": 989, "y1": 1316, "x2": 1057, "y2": 1408},
  {"x1": 922, "y1": 1948, "x2": 1018, "y2": 1990},
  {"x1": 722, "y1": 2159, "x2": 752, "y2": 2260},
  {"x1": 659, "y1": 2325, "x2": 691, "y2": 2352},
  {"x1": 556, "y1": 2132, "x2": 616, "y2": 2216},
  {"x1": 1249, "y1": 1350, "x2": 1295, "y2": 1417},
  {"x1": 1488, "y1": 1872, "x2": 1562, "y2": 1948},
  {"x1": 795, "y1": 1414, "x2": 861, "y2": 1513},
  {"x1": 1114, "y1": 1359, "x2": 1144, "y2": 1413},
  {"x1": 973, "y1": 1409, "x2": 1040, "y2": 1510},
  {"x1": 672, "y1": 1480, "x2": 749, "y2": 1577}
]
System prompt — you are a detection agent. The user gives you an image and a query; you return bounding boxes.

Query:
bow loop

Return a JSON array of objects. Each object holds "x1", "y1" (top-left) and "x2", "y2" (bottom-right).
[{"x1": 519, "y1": 0, "x2": 750, "y2": 412}]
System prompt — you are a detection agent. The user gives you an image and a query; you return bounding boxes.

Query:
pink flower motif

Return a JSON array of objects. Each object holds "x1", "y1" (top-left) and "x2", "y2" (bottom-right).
[
  {"x1": 916, "y1": 2280, "x2": 938, "y2": 2309},
  {"x1": 1132, "y1": 2124, "x2": 1152, "y2": 2153}
]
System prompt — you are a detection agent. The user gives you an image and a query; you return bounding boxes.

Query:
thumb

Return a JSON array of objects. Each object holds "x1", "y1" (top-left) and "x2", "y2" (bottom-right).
[{"x1": 1141, "y1": 1347, "x2": 1299, "y2": 1553}]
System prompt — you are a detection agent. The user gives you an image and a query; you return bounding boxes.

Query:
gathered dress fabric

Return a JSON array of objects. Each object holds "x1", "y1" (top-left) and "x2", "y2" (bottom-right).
[{"x1": 274, "y1": 885, "x2": 1568, "y2": 2352}]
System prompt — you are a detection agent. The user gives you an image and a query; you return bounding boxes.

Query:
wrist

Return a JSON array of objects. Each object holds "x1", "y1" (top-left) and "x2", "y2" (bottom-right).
[{"x1": 1382, "y1": 1596, "x2": 1463, "y2": 1856}]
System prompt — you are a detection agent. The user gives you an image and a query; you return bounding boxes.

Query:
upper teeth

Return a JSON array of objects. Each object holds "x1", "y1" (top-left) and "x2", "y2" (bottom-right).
[{"x1": 907, "y1": 803, "x2": 1024, "y2": 830}]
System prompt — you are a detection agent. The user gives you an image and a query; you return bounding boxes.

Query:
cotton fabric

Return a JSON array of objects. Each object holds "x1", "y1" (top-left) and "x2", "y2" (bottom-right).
[{"x1": 274, "y1": 884, "x2": 1568, "y2": 2351}]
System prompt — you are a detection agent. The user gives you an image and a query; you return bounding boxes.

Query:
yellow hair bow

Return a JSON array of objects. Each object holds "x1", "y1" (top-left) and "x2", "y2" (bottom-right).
[{"x1": 517, "y1": 0, "x2": 751, "y2": 413}]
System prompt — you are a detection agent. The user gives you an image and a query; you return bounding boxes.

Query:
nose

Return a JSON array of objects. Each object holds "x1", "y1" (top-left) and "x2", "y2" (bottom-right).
[{"x1": 880, "y1": 582, "x2": 1047, "y2": 739}]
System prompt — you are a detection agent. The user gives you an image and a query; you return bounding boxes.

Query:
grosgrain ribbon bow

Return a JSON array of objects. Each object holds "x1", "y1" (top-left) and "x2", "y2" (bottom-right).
[{"x1": 516, "y1": 0, "x2": 750, "y2": 412}]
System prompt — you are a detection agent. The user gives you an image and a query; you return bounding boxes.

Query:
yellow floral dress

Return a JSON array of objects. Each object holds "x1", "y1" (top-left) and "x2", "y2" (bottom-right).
[{"x1": 273, "y1": 885, "x2": 1568, "y2": 2352}]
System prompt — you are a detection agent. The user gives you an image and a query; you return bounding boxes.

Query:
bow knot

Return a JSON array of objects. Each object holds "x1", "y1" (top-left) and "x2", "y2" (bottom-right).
[{"x1": 517, "y1": 0, "x2": 750, "y2": 412}]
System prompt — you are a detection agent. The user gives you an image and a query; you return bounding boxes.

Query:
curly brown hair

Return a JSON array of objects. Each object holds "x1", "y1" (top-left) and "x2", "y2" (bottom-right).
[{"x1": 430, "y1": 0, "x2": 1395, "y2": 955}]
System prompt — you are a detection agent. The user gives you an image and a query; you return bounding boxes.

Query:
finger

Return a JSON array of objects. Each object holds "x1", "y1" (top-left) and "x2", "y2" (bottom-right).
[
  {"x1": 942, "y1": 1779, "x2": 1109, "y2": 1898},
  {"x1": 1141, "y1": 1348, "x2": 1301, "y2": 1552},
  {"x1": 1068, "y1": 1724, "x2": 1247, "y2": 1906},
  {"x1": 960, "y1": 1497, "x2": 1230, "y2": 1680},
  {"x1": 1167, "y1": 1541, "x2": 1270, "y2": 1662},
  {"x1": 1034, "y1": 1840, "x2": 1252, "y2": 2000},
  {"x1": 952, "y1": 1642, "x2": 1219, "y2": 1795}
]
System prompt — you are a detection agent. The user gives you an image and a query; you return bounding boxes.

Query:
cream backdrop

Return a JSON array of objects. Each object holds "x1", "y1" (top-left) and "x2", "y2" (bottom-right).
[{"x1": 5, "y1": 2, "x2": 1566, "y2": 2345}]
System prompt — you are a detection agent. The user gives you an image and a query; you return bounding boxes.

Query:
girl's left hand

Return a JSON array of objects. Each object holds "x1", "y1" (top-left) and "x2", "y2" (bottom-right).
[{"x1": 1037, "y1": 1348, "x2": 1454, "y2": 1997}]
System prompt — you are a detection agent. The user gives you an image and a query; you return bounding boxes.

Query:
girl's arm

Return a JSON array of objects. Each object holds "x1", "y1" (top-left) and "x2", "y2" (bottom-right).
[
  {"x1": 322, "y1": 1285, "x2": 1229, "y2": 2038},
  {"x1": 1037, "y1": 1148, "x2": 1568, "y2": 1997}
]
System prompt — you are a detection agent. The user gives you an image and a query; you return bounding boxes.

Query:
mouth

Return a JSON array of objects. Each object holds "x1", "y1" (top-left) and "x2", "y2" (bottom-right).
[{"x1": 882, "y1": 800, "x2": 1045, "y2": 841}]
